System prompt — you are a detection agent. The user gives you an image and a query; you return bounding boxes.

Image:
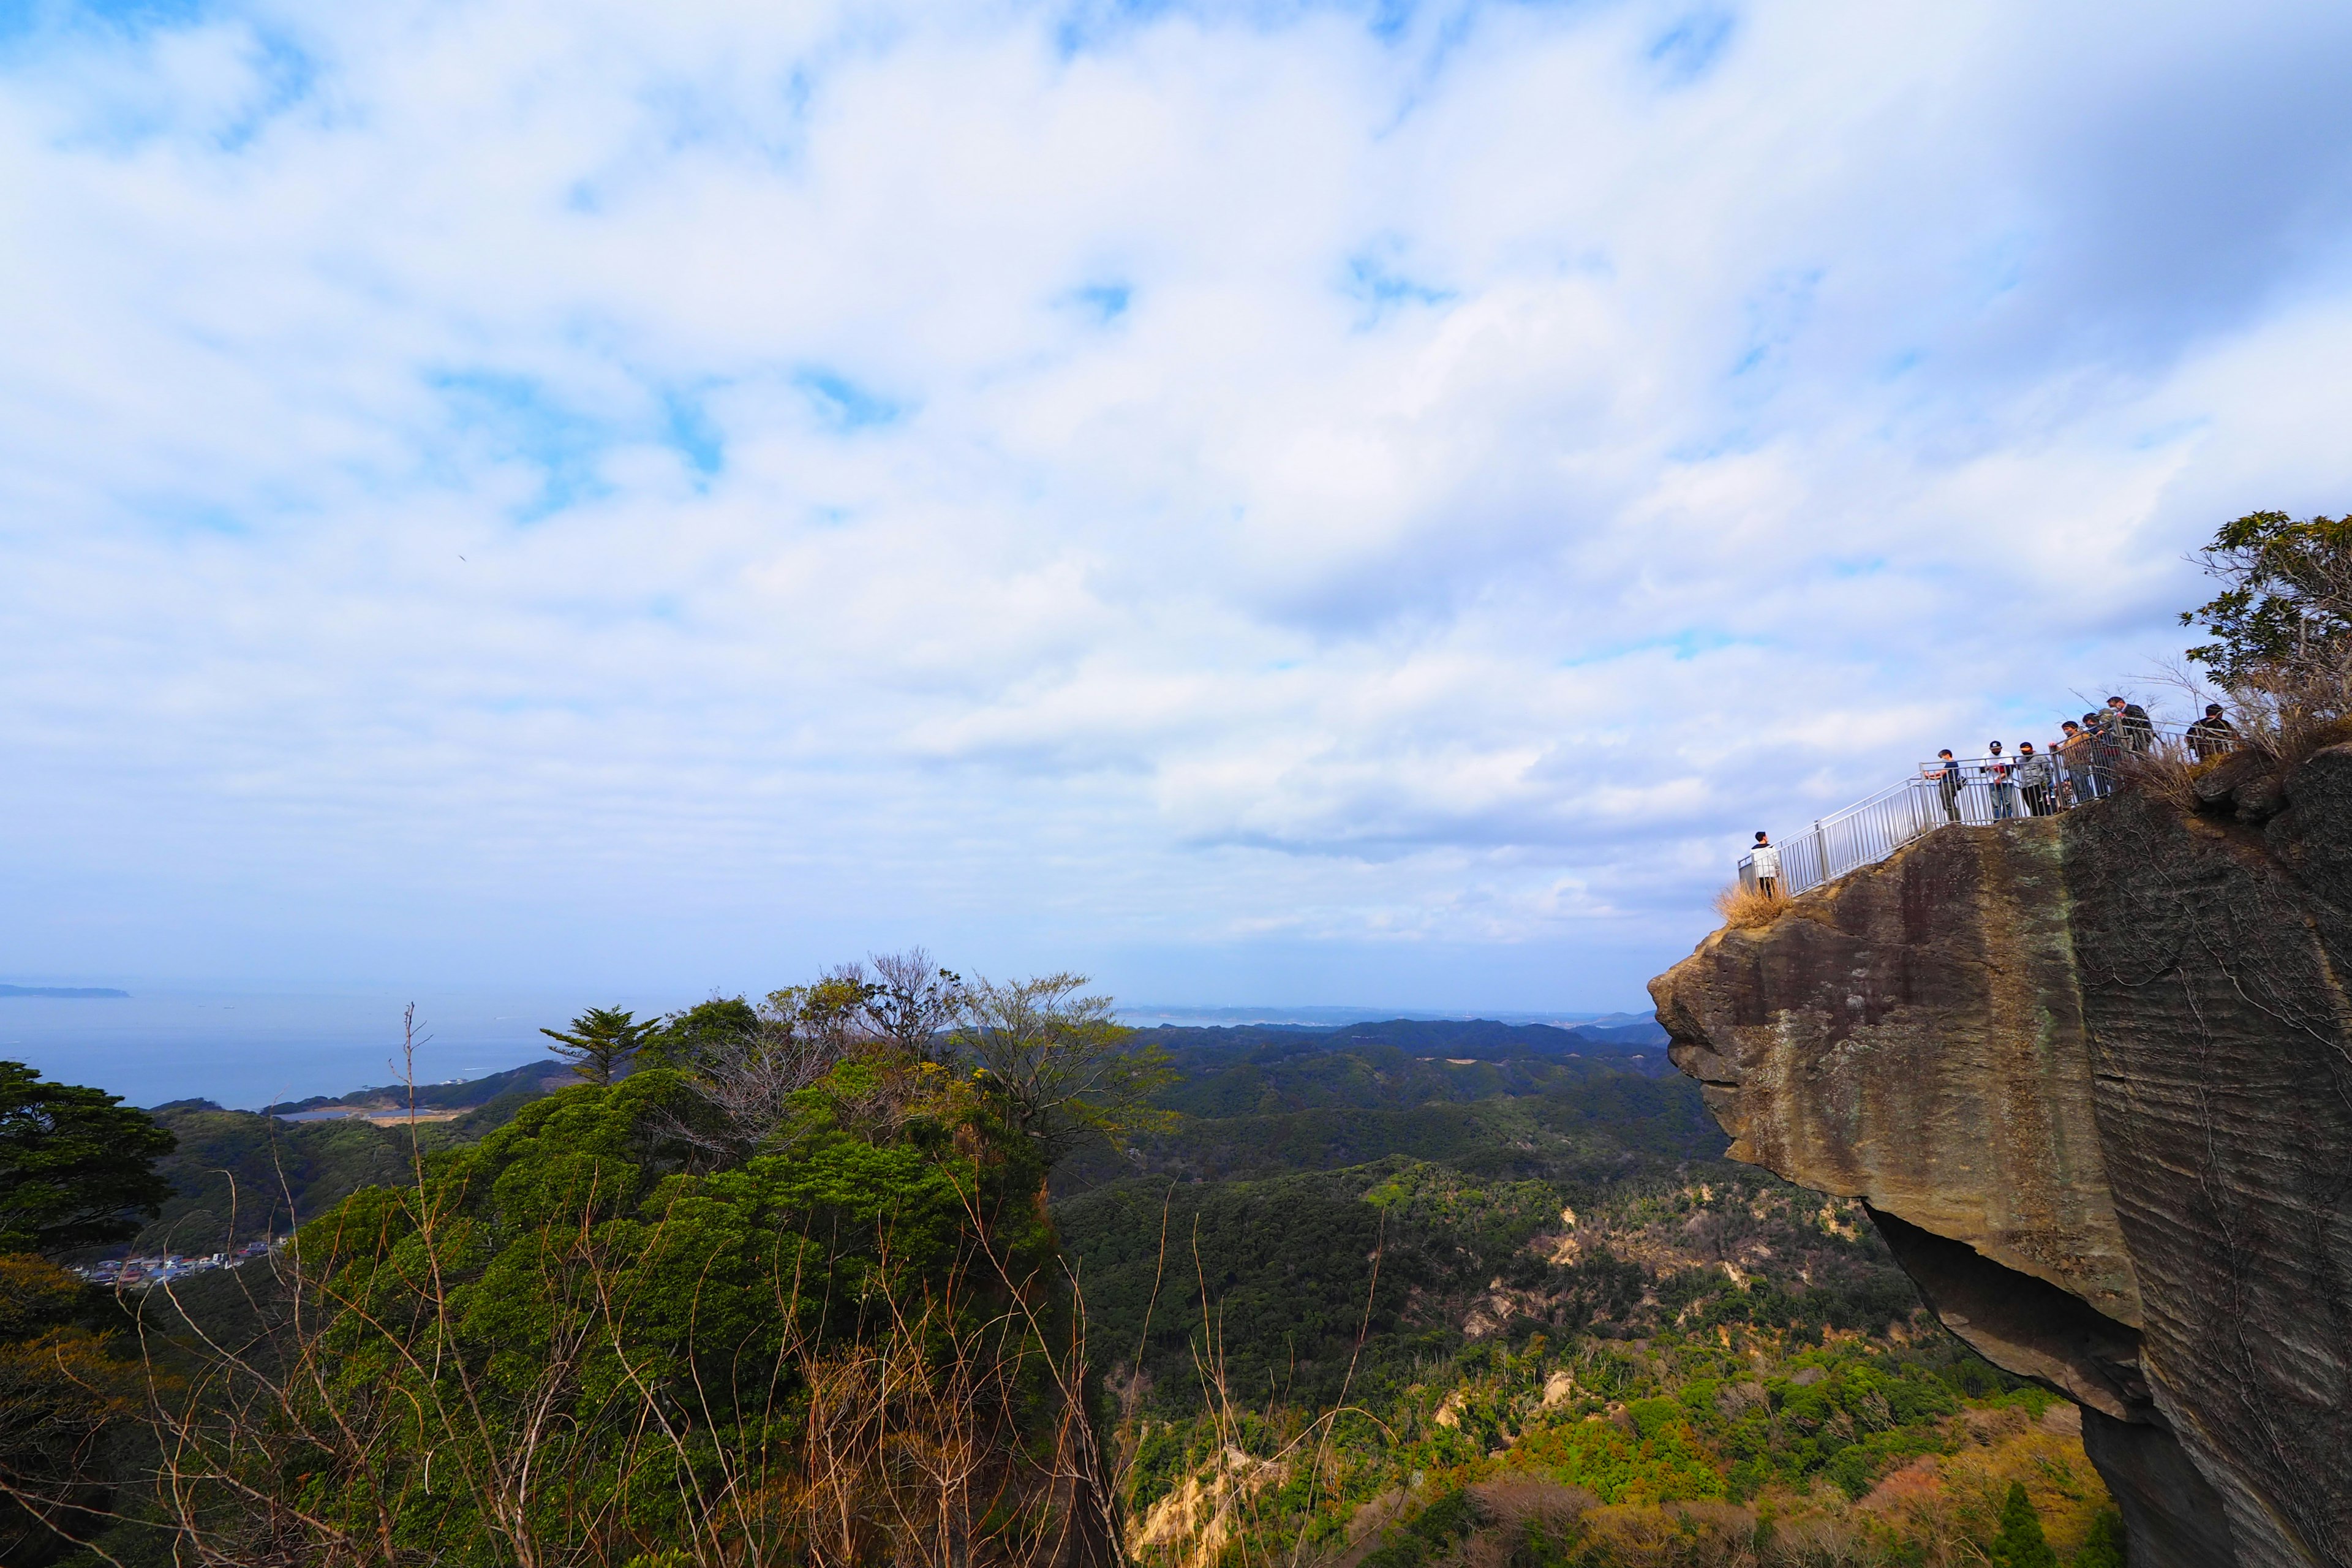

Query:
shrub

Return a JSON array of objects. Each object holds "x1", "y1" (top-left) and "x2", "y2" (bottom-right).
[{"x1": 1712, "y1": 883, "x2": 1788, "y2": 930}]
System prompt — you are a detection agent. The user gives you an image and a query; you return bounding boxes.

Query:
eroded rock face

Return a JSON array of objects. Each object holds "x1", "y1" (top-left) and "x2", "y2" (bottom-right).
[{"x1": 1651, "y1": 746, "x2": 2352, "y2": 1568}]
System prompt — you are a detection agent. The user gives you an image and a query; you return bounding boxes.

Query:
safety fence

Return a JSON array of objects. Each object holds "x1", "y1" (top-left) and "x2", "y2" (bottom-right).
[{"x1": 1737, "y1": 717, "x2": 2222, "y2": 899}]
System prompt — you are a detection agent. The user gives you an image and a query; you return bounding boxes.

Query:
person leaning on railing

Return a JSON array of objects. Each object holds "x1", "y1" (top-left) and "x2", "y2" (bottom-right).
[
  {"x1": 2108, "y1": 695, "x2": 2155, "y2": 755},
  {"x1": 2015, "y1": 741, "x2": 2057, "y2": 816},
  {"x1": 2059, "y1": 720, "x2": 2096, "y2": 805},
  {"x1": 2187, "y1": 703, "x2": 2239, "y2": 761},
  {"x1": 2086, "y1": 709, "x2": 2122, "y2": 796},
  {"x1": 1924, "y1": 749, "x2": 1964, "y2": 823}
]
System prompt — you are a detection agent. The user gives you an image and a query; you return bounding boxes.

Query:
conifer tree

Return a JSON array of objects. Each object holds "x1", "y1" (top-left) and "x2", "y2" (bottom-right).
[
  {"x1": 2071, "y1": 1509, "x2": 2126, "y2": 1568},
  {"x1": 0, "y1": 1060, "x2": 175, "y2": 1254},
  {"x1": 1989, "y1": 1480, "x2": 2058, "y2": 1568},
  {"x1": 539, "y1": 1006, "x2": 657, "y2": 1086}
]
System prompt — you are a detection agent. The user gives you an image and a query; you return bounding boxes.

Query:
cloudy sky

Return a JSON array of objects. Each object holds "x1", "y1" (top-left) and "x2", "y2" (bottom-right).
[{"x1": 4, "y1": 0, "x2": 2349, "y2": 1012}]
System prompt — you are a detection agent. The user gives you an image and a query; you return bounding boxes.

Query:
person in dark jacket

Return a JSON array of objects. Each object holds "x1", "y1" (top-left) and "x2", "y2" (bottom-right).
[
  {"x1": 2187, "y1": 703, "x2": 2238, "y2": 761},
  {"x1": 2109, "y1": 695, "x2": 2155, "y2": 755},
  {"x1": 1926, "y1": 749, "x2": 1964, "y2": 822}
]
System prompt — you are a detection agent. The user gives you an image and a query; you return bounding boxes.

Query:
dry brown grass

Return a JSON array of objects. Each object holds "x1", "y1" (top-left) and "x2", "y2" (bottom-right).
[
  {"x1": 2135, "y1": 652, "x2": 2352, "y2": 815},
  {"x1": 1712, "y1": 881, "x2": 1789, "y2": 930}
]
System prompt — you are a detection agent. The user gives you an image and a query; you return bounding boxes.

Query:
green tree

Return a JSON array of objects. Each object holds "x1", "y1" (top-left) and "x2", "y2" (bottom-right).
[
  {"x1": 759, "y1": 971, "x2": 877, "y2": 1054},
  {"x1": 2182, "y1": 509, "x2": 2352, "y2": 682},
  {"x1": 949, "y1": 973, "x2": 1174, "y2": 1169},
  {"x1": 539, "y1": 1006, "x2": 658, "y2": 1086},
  {"x1": 0, "y1": 1061, "x2": 175, "y2": 1254},
  {"x1": 2071, "y1": 1509, "x2": 2125, "y2": 1568},
  {"x1": 1988, "y1": 1480, "x2": 2058, "y2": 1568},
  {"x1": 641, "y1": 996, "x2": 759, "y2": 1074},
  {"x1": 0, "y1": 1254, "x2": 147, "y2": 1566},
  {"x1": 167, "y1": 1063, "x2": 1076, "y2": 1562}
]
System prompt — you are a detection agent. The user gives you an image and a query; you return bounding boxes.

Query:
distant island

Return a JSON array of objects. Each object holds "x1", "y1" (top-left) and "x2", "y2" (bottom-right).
[{"x1": 0, "y1": 984, "x2": 130, "y2": 998}]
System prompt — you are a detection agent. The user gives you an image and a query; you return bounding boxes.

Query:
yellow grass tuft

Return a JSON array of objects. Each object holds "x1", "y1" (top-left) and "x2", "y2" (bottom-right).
[{"x1": 1713, "y1": 881, "x2": 1788, "y2": 929}]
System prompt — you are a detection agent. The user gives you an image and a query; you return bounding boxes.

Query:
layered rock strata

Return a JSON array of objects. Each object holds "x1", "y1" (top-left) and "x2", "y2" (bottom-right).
[{"x1": 1651, "y1": 745, "x2": 2352, "y2": 1568}]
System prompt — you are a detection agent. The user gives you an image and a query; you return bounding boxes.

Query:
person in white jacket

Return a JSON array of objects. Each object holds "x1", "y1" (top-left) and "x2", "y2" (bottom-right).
[{"x1": 1750, "y1": 831, "x2": 1781, "y2": 897}]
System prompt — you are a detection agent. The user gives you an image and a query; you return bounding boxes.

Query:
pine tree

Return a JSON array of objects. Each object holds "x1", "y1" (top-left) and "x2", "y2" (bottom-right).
[
  {"x1": 2071, "y1": 1509, "x2": 2126, "y2": 1568},
  {"x1": 540, "y1": 1007, "x2": 657, "y2": 1086},
  {"x1": 1989, "y1": 1481, "x2": 2058, "y2": 1568}
]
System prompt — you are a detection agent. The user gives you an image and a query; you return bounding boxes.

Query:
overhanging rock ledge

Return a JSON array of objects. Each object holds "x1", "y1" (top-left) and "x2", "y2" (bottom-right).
[{"x1": 1649, "y1": 748, "x2": 2352, "y2": 1568}]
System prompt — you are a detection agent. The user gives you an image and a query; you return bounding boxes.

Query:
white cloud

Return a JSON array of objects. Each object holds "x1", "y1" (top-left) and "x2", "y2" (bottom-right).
[{"x1": 4, "y1": 0, "x2": 2350, "y2": 1009}]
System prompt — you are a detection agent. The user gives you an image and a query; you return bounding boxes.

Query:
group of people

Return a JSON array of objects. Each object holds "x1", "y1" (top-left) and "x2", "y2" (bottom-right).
[
  {"x1": 1924, "y1": 697, "x2": 2237, "y2": 823},
  {"x1": 1743, "y1": 698, "x2": 2243, "y2": 898}
]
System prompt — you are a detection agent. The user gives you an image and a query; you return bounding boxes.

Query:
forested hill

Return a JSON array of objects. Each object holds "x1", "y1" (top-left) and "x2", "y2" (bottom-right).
[
  {"x1": 127, "y1": 1018, "x2": 1670, "y2": 1257},
  {"x1": 21, "y1": 1000, "x2": 2122, "y2": 1564},
  {"x1": 1052, "y1": 1018, "x2": 2124, "y2": 1566},
  {"x1": 1132, "y1": 1014, "x2": 1670, "y2": 1069},
  {"x1": 1051, "y1": 1016, "x2": 1688, "y2": 1199}
]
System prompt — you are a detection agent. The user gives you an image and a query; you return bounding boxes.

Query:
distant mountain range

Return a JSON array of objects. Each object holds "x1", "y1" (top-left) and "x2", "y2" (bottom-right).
[
  {"x1": 1132, "y1": 1014, "x2": 1672, "y2": 1064},
  {"x1": 162, "y1": 1016, "x2": 1667, "y2": 1121},
  {"x1": 0, "y1": 983, "x2": 130, "y2": 998},
  {"x1": 1120, "y1": 1004, "x2": 1659, "y2": 1029},
  {"x1": 253, "y1": 1057, "x2": 575, "y2": 1118}
]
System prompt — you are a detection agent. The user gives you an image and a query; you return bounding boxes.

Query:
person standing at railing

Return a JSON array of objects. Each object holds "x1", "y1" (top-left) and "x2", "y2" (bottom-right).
[
  {"x1": 2086, "y1": 709, "x2": 2120, "y2": 797},
  {"x1": 2016, "y1": 742, "x2": 2056, "y2": 816},
  {"x1": 1750, "y1": 831, "x2": 1781, "y2": 897},
  {"x1": 2109, "y1": 695, "x2": 2155, "y2": 755},
  {"x1": 2187, "y1": 703, "x2": 2238, "y2": 761},
  {"x1": 2059, "y1": 720, "x2": 2096, "y2": 805},
  {"x1": 1981, "y1": 741, "x2": 2018, "y2": 820},
  {"x1": 1926, "y1": 749, "x2": 1964, "y2": 823}
]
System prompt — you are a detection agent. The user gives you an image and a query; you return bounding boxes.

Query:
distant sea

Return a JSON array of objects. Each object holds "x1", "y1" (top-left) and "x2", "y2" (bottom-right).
[
  {"x1": 0, "y1": 988, "x2": 1659, "y2": 1112},
  {"x1": 0, "y1": 988, "x2": 701, "y2": 1110}
]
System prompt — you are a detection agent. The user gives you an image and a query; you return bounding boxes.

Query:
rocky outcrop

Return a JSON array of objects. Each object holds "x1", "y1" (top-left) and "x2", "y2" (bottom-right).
[{"x1": 1652, "y1": 746, "x2": 2352, "y2": 1568}]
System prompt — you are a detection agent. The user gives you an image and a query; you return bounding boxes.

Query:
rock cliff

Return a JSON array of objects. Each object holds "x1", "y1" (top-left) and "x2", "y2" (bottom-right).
[{"x1": 1651, "y1": 746, "x2": 2352, "y2": 1568}]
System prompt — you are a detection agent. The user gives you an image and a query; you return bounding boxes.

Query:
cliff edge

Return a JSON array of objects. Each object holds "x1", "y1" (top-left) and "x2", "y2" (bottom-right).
[{"x1": 1651, "y1": 747, "x2": 2352, "y2": 1568}]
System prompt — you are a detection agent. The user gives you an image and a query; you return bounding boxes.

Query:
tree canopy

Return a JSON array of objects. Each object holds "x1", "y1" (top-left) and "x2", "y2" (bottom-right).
[
  {"x1": 1987, "y1": 1480, "x2": 2058, "y2": 1568},
  {"x1": 2182, "y1": 509, "x2": 2352, "y2": 682},
  {"x1": 948, "y1": 973, "x2": 1173, "y2": 1169},
  {"x1": 540, "y1": 1006, "x2": 659, "y2": 1085},
  {"x1": 0, "y1": 1060, "x2": 175, "y2": 1254}
]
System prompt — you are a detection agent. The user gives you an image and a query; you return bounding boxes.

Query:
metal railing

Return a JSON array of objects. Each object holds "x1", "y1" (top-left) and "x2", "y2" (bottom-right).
[{"x1": 1738, "y1": 716, "x2": 2219, "y2": 900}]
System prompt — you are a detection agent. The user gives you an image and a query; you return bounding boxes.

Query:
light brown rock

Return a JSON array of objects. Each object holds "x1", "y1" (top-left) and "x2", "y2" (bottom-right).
[{"x1": 1652, "y1": 750, "x2": 2352, "y2": 1568}]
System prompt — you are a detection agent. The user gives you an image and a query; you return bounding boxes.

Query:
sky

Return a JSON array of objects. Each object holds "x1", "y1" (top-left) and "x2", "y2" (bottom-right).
[{"x1": 5, "y1": 0, "x2": 2351, "y2": 1016}]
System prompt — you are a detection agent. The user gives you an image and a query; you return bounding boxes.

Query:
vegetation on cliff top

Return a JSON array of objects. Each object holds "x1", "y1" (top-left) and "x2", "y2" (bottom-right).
[{"x1": 2, "y1": 970, "x2": 2124, "y2": 1566}]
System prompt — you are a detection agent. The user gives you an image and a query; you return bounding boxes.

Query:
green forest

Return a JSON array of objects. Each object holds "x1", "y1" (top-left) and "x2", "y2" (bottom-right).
[{"x1": 1, "y1": 965, "x2": 2122, "y2": 1567}]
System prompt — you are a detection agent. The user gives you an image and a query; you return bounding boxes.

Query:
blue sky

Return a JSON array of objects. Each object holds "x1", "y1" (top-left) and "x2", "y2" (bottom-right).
[{"x1": 4, "y1": 0, "x2": 2350, "y2": 1012}]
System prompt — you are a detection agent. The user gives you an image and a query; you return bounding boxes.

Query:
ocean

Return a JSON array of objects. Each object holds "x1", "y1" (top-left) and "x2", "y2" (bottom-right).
[
  {"x1": 0, "y1": 988, "x2": 701, "y2": 1110},
  {"x1": 1, "y1": 989, "x2": 1658, "y2": 1112}
]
